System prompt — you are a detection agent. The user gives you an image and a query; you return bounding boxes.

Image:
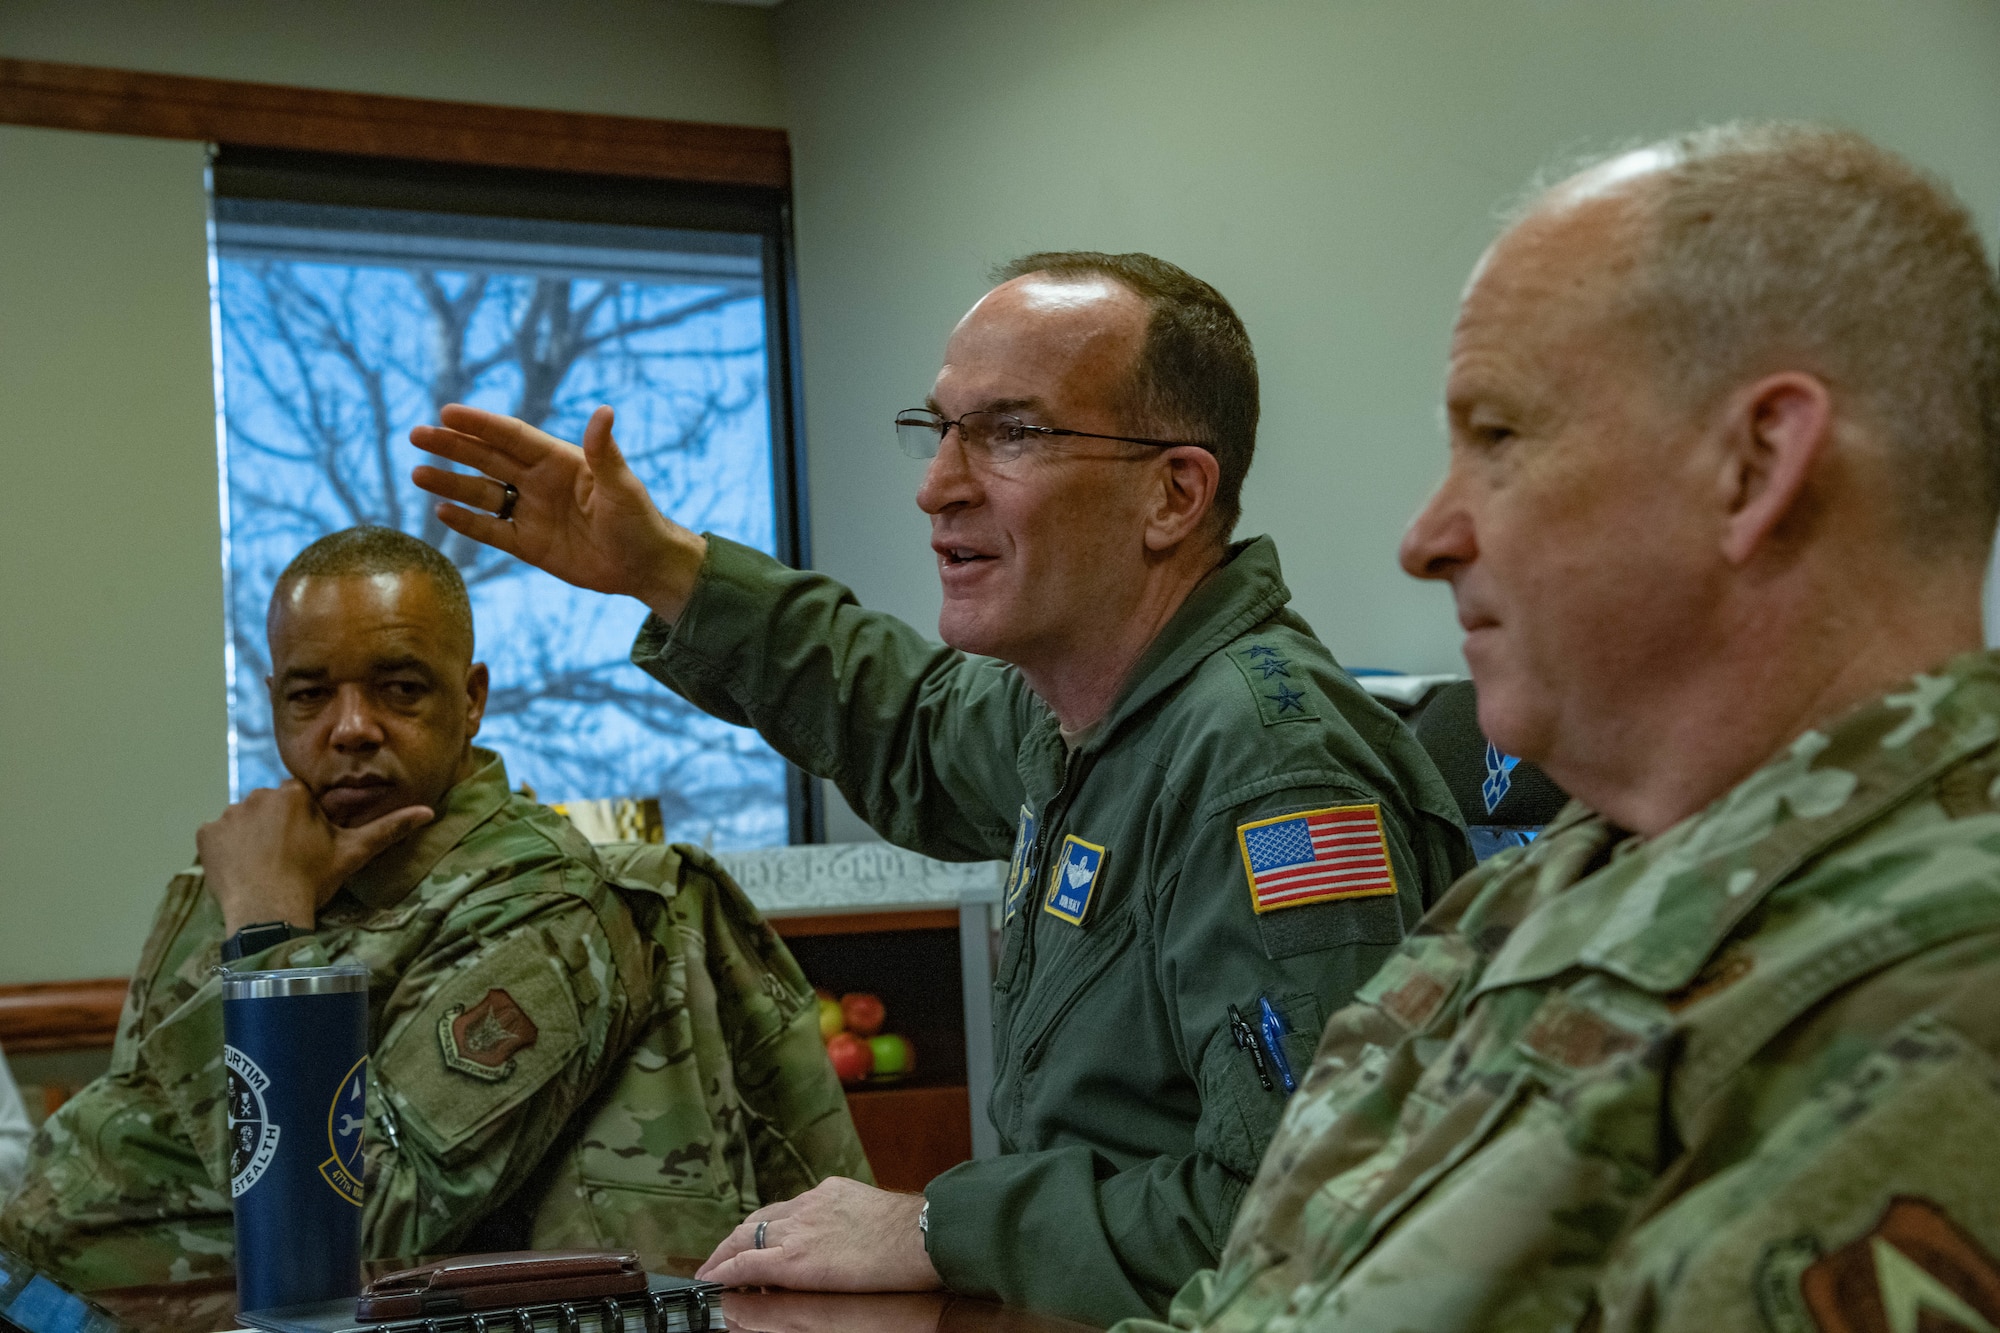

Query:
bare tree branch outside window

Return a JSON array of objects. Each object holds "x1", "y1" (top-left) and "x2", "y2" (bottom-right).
[{"x1": 211, "y1": 208, "x2": 789, "y2": 850}]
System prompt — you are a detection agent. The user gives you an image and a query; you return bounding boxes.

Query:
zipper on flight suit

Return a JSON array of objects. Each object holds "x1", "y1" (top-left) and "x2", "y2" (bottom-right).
[{"x1": 993, "y1": 746, "x2": 1094, "y2": 1082}]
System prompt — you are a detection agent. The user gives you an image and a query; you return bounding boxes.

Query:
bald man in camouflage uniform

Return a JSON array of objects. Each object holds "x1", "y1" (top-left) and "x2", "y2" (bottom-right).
[
  {"x1": 0, "y1": 528, "x2": 863, "y2": 1289},
  {"x1": 1125, "y1": 126, "x2": 2000, "y2": 1331}
]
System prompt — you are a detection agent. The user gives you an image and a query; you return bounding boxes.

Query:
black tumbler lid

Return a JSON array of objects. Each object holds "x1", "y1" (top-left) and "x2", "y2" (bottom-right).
[{"x1": 221, "y1": 963, "x2": 369, "y2": 999}]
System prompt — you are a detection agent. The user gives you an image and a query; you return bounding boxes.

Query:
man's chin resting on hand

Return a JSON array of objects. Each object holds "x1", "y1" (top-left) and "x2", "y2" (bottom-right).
[{"x1": 0, "y1": 526, "x2": 661, "y2": 1291}]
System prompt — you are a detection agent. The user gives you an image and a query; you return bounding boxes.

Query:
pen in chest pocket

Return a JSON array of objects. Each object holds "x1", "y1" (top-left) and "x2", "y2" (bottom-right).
[
  {"x1": 1258, "y1": 995, "x2": 1297, "y2": 1095},
  {"x1": 1228, "y1": 1003, "x2": 1273, "y2": 1091}
]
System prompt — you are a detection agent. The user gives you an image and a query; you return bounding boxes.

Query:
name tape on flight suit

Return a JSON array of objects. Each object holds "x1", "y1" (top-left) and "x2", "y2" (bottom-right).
[{"x1": 1043, "y1": 834, "x2": 1107, "y2": 926}]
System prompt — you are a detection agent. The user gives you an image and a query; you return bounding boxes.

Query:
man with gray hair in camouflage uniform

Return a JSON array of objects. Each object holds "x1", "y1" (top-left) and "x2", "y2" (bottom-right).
[
  {"x1": 1124, "y1": 123, "x2": 2000, "y2": 1331},
  {"x1": 0, "y1": 526, "x2": 864, "y2": 1290}
]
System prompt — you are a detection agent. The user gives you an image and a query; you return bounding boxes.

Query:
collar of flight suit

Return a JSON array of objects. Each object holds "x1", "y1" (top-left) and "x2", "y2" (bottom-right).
[
  {"x1": 1071, "y1": 534, "x2": 1294, "y2": 757},
  {"x1": 1471, "y1": 650, "x2": 2000, "y2": 1000},
  {"x1": 338, "y1": 747, "x2": 514, "y2": 912}
]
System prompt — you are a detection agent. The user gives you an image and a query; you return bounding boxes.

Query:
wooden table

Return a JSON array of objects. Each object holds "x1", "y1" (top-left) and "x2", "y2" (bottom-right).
[{"x1": 91, "y1": 1274, "x2": 1104, "y2": 1333}]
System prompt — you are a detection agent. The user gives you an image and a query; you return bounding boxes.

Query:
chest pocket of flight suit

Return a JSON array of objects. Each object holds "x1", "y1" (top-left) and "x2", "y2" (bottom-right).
[
  {"x1": 1298, "y1": 985, "x2": 1671, "y2": 1332},
  {"x1": 1013, "y1": 907, "x2": 1139, "y2": 1078},
  {"x1": 378, "y1": 933, "x2": 583, "y2": 1158}
]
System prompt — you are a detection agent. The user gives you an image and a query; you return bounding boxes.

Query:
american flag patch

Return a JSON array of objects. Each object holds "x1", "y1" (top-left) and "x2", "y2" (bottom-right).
[{"x1": 1237, "y1": 804, "x2": 1397, "y2": 913}]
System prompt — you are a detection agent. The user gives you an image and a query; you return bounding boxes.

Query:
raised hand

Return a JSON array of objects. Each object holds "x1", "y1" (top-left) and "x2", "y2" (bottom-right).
[
  {"x1": 409, "y1": 404, "x2": 709, "y2": 623},
  {"x1": 197, "y1": 781, "x2": 432, "y2": 935}
]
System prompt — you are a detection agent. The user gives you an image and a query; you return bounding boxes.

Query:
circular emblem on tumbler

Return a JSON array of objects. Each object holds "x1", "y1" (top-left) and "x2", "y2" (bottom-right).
[
  {"x1": 318, "y1": 1054, "x2": 368, "y2": 1206},
  {"x1": 225, "y1": 1044, "x2": 283, "y2": 1198}
]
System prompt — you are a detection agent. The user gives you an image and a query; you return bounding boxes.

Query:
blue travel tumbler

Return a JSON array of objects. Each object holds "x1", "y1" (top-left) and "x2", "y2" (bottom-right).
[{"x1": 221, "y1": 964, "x2": 370, "y2": 1313}]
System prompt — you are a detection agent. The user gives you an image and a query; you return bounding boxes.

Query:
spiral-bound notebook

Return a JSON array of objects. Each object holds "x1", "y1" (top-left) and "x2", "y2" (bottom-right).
[{"x1": 237, "y1": 1273, "x2": 723, "y2": 1333}]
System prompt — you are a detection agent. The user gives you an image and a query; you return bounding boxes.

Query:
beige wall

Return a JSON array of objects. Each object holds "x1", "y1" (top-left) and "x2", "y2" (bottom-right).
[
  {"x1": 0, "y1": 0, "x2": 784, "y2": 126},
  {"x1": 0, "y1": 2, "x2": 787, "y2": 983},
  {"x1": 772, "y1": 0, "x2": 2000, "y2": 674},
  {"x1": 0, "y1": 125, "x2": 219, "y2": 983}
]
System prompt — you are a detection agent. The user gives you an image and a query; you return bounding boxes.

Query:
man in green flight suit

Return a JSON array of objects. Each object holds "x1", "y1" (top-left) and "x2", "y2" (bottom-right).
[
  {"x1": 0, "y1": 526, "x2": 864, "y2": 1289},
  {"x1": 1121, "y1": 125, "x2": 2000, "y2": 1332},
  {"x1": 409, "y1": 251, "x2": 1471, "y2": 1324}
]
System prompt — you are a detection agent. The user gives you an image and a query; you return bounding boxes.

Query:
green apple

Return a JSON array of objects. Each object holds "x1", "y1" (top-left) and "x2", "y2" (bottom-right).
[
  {"x1": 868, "y1": 1033, "x2": 914, "y2": 1077},
  {"x1": 818, "y1": 995, "x2": 844, "y2": 1041}
]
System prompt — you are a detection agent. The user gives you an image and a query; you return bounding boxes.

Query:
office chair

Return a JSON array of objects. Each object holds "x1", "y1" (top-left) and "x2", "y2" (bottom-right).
[{"x1": 1409, "y1": 680, "x2": 1570, "y2": 860}]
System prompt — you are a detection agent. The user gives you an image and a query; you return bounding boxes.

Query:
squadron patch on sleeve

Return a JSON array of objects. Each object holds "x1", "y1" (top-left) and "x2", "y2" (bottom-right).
[
  {"x1": 439, "y1": 987, "x2": 540, "y2": 1081},
  {"x1": 1042, "y1": 834, "x2": 1107, "y2": 926},
  {"x1": 1797, "y1": 1196, "x2": 2000, "y2": 1333},
  {"x1": 1004, "y1": 804, "x2": 1038, "y2": 924},
  {"x1": 1238, "y1": 804, "x2": 1397, "y2": 913}
]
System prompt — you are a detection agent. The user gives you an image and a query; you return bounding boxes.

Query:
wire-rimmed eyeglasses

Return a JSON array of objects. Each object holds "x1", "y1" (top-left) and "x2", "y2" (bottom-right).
[{"x1": 894, "y1": 408, "x2": 1214, "y2": 464}]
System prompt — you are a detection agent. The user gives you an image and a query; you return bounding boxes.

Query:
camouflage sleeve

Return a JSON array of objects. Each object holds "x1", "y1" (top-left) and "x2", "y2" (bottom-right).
[
  {"x1": 107, "y1": 869, "x2": 211, "y2": 1069},
  {"x1": 0, "y1": 1058, "x2": 29, "y2": 1198},
  {"x1": 670, "y1": 848, "x2": 872, "y2": 1199},
  {"x1": 1600, "y1": 930, "x2": 2000, "y2": 1333},
  {"x1": 359, "y1": 877, "x2": 645, "y2": 1260},
  {"x1": 0, "y1": 1066, "x2": 235, "y2": 1292},
  {"x1": 527, "y1": 848, "x2": 870, "y2": 1265},
  {"x1": 0, "y1": 872, "x2": 250, "y2": 1292}
]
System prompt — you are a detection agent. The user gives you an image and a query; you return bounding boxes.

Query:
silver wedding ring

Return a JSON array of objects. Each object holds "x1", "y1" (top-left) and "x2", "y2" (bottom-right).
[
  {"x1": 753, "y1": 1220, "x2": 768, "y2": 1249},
  {"x1": 495, "y1": 482, "x2": 520, "y2": 523}
]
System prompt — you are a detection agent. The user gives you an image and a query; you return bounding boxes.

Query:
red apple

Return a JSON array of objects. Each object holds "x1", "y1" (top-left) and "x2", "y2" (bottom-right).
[
  {"x1": 868, "y1": 1034, "x2": 914, "y2": 1077},
  {"x1": 817, "y1": 995, "x2": 844, "y2": 1041},
  {"x1": 827, "y1": 1031, "x2": 874, "y2": 1083},
  {"x1": 840, "y1": 992, "x2": 887, "y2": 1038}
]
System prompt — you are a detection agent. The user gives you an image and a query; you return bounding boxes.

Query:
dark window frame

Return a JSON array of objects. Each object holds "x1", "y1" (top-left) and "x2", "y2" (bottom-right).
[
  {"x1": 210, "y1": 147, "x2": 821, "y2": 845},
  {"x1": 0, "y1": 60, "x2": 821, "y2": 842}
]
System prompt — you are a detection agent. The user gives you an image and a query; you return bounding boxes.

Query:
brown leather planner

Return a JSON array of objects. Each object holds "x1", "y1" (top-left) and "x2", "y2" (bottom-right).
[{"x1": 355, "y1": 1252, "x2": 649, "y2": 1320}]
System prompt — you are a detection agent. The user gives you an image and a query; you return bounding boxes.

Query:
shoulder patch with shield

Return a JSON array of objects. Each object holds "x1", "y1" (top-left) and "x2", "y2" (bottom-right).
[
  {"x1": 439, "y1": 987, "x2": 540, "y2": 1081},
  {"x1": 1796, "y1": 1196, "x2": 2000, "y2": 1332}
]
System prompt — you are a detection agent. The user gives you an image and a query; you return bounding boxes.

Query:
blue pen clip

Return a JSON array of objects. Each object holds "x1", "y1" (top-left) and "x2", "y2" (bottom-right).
[{"x1": 1258, "y1": 996, "x2": 1297, "y2": 1095}]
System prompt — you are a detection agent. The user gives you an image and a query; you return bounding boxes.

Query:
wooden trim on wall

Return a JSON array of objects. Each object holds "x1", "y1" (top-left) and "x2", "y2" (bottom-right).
[
  {"x1": 0, "y1": 978, "x2": 127, "y2": 1054},
  {"x1": 0, "y1": 58, "x2": 789, "y2": 189},
  {"x1": 769, "y1": 909, "x2": 961, "y2": 939}
]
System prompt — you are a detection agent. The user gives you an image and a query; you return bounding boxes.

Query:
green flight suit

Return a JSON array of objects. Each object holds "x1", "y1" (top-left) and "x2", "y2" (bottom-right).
[
  {"x1": 1129, "y1": 650, "x2": 2000, "y2": 1333},
  {"x1": 0, "y1": 751, "x2": 862, "y2": 1288},
  {"x1": 630, "y1": 534, "x2": 1470, "y2": 1325}
]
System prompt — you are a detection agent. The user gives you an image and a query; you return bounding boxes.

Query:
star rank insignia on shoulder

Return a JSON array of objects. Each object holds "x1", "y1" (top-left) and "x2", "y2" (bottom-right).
[{"x1": 1230, "y1": 641, "x2": 1319, "y2": 725}]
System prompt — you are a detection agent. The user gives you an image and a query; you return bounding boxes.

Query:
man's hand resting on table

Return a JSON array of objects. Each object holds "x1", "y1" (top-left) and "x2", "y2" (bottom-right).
[
  {"x1": 409, "y1": 404, "x2": 710, "y2": 625},
  {"x1": 197, "y1": 780, "x2": 430, "y2": 936},
  {"x1": 697, "y1": 1177, "x2": 942, "y2": 1294}
]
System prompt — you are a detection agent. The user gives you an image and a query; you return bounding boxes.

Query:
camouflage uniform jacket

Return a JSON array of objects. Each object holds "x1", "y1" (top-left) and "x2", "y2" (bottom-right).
[
  {"x1": 1132, "y1": 651, "x2": 2000, "y2": 1333},
  {"x1": 0, "y1": 751, "x2": 653, "y2": 1290},
  {"x1": 526, "y1": 840, "x2": 873, "y2": 1265}
]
